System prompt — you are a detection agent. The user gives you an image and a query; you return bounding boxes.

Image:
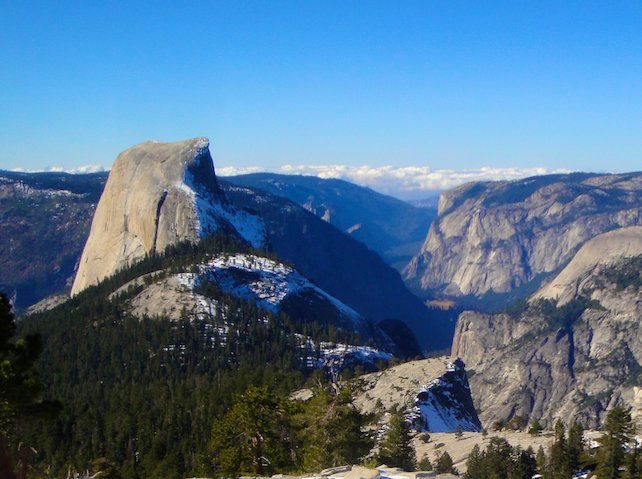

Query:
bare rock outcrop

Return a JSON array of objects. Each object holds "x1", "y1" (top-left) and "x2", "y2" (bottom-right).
[
  {"x1": 353, "y1": 357, "x2": 481, "y2": 433},
  {"x1": 405, "y1": 172, "x2": 642, "y2": 300},
  {"x1": 71, "y1": 138, "x2": 264, "y2": 295},
  {"x1": 533, "y1": 226, "x2": 642, "y2": 305},
  {"x1": 451, "y1": 227, "x2": 642, "y2": 428}
]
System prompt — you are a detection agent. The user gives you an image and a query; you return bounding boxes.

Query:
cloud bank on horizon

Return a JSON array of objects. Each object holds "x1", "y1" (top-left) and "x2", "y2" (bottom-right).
[
  {"x1": 217, "y1": 164, "x2": 573, "y2": 199},
  {"x1": 10, "y1": 163, "x2": 574, "y2": 200},
  {"x1": 11, "y1": 165, "x2": 107, "y2": 175}
]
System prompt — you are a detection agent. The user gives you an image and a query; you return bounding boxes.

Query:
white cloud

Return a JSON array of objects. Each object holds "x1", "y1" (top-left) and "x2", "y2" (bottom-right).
[
  {"x1": 218, "y1": 164, "x2": 572, "y2": 199},
  {"x1": 9, "y1": 165, "x2": 107, "y2": 174},
  {"x1": 217, "y1": 165, "x2": 264, "y2": 176},
  {"x1": 68, "y1": 164, "x2": 107, "y2": 174}
]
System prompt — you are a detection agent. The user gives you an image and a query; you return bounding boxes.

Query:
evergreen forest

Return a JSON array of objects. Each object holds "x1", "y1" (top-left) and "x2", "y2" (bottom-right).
[{"x1": 6, "y1": 234, "x2": 380, "y2": 478}]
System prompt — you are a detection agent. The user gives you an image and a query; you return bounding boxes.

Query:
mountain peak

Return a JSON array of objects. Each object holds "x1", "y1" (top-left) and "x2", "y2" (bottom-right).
[
  {"x1": 71, "y1": 138, "x2": 263, "y2": 295},
  {"x1": 115, "y1": 137, "x2": 219, "y2": 195}
]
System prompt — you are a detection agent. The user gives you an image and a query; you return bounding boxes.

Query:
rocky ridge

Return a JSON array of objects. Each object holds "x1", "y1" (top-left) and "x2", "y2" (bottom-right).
[
  {"x1": 352, "y1": 357, "x2": 481, "y2": 433},
  {"x1": 405, "y1": 172, "x2": 642, "y2": 302},
  {"x1": 451, "y1": 227, "x2": 642, "y2": 428},
  {"x1": 112, "y1": 253, "x2": 383, "y2": 345},
  {"x1": 532, "y1": 226, "x2": 642, "y2": 304}
]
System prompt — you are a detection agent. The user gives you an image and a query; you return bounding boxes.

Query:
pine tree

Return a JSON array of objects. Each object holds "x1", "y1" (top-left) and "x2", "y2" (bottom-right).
[
  {"x1": 210, "y1": 386, "x2": 298, "y2": 476},
  {"x1": 549, "y1": 420, "x2": 571, "y2": 479},
  {"x1": 483, "y1": 436, "x2": 513, "y2": 479},
  {"x1": 528, "y1": 418, "x2": 543, "y2": 436},
  {"x1": 510, "y1": 446, "x2": 537, "y2": 479},
  {"x1": 300, "y1": 387, "x2": 373, "y2": 470},
  {"x1": 623, "y1": 444, "x2": 642, "y2": 479},
  {"x1": 535, "y1": 445, "x2": 547, "y2": 478},
  {"x1": 596, "y1": 405, "x2": 636, "y2": 479},
  {"x1": 378, "y1": 408, "x2": 416, "y2": 471},
  {"x1": 0, "y1": 293, "x2": 60, "y2": 479},
  {"x1": 417, "y1": 454, "x2": 433, "y2": 471},
  {"x1": 567, "y1": 420, "x2": 585, "y2": 473},
  {"x1": 464, "y1": 444, "x2": 484, "y2": 479},
  {"x1": 434, "y1": 451, "x2": 456, "y2": 475}
]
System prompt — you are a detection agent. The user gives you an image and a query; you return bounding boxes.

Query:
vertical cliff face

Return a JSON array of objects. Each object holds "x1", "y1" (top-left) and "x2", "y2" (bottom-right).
[
  {"x1": 451, "y1": 227, "x2": 642, "y2": 428},
  {"x1": 405, "y1": 173, "x2": 642, "y2": 301},
  {"x1": 71, "y1": 138, "x2": 264, "y2": 295}
]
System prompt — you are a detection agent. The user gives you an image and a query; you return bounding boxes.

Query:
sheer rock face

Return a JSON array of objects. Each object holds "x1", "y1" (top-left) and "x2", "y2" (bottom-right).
[
  {"x1": 71, "y1": 138, "x2": 263, "y2": 295},
  {"x1": 405, "y1": 172, "x2": 642, "y2": 299},
  {"x1": 451, "y1": 227, "x2": 642, "y2": 428}
]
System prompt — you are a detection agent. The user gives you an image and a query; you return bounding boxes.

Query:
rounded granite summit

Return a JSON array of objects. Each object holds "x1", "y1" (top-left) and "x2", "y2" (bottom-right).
[{"x1": 533, "y1": 225, "x2": 642, "y2": 305}]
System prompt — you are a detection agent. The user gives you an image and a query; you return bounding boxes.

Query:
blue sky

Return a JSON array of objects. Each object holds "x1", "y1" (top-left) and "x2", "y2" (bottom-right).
[{"x1": 1, "y1": 1, "x2": 641, "y2": 187}]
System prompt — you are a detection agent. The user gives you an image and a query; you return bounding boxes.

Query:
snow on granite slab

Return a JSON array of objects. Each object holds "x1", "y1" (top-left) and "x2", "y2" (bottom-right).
[{"x1": 177, "y1": 254, "x2": 363, "y2": 329}]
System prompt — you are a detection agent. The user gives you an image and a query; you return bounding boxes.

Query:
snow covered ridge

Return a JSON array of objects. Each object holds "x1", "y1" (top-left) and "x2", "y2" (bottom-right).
[{"x1": 176, "y1": 253, "x2": 365, "y2": 330}]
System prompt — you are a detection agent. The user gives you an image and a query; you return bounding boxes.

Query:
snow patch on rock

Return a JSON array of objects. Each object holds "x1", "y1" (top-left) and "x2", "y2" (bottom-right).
[
  {"x1": 410, "y1": 359, "x2": 482, "y2": 433},
  {"x1": 177, "y1": 171, "x2": 266, "y2": 248}
]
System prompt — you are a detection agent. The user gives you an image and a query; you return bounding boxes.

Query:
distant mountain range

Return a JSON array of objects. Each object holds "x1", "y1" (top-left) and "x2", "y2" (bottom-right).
[
  {"x1": 0, "y1": 170, "x2": 107, "y2": 308},
  {"x1": 224, "y1": 172, "x2": 436, "y2": 270}
]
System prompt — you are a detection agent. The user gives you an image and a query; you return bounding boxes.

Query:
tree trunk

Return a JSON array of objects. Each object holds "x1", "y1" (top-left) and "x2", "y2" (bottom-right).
[
  {"x1": 16, "y1": 443, "x2": 34, "y2": 479},
  {"x1": 0, "y1": 435, "x2": 17, "y2": 479},
  {"x1": 253, "y1": 433, "x2": 264, "y2": 476}
]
